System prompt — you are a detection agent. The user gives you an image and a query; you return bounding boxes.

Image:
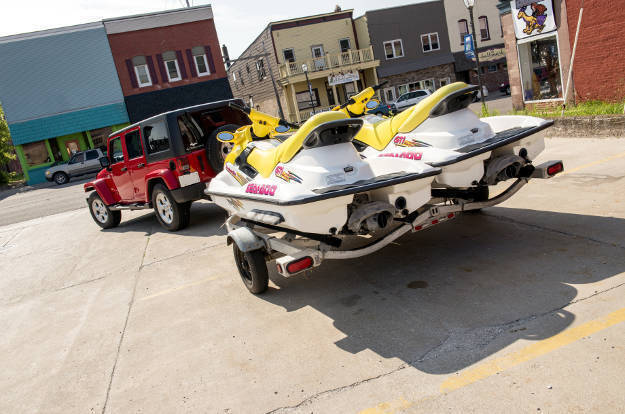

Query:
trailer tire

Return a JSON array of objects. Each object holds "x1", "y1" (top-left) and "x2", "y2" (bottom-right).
[{"x1": 233, "y1": 244, "x2": 268, "y2": 294}]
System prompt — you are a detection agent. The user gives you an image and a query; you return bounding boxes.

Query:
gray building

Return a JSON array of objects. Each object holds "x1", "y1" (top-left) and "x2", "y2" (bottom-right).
[{"x1": 355, "y1": 1, "x2": 456, "y2": 104}]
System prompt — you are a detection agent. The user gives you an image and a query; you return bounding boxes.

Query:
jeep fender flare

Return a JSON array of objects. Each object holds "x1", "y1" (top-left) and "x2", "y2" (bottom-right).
[
  {"x1": 84, "y1": 179, "x2": 116, "y2": 205},
  {"x1": 145, "y1": 169, "x2": 179, "y2": 199}
]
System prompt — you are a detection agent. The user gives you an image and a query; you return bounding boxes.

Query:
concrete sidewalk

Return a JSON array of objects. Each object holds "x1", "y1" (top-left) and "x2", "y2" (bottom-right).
[{"x1": 1, "y1": 138, "x2": 624, "y2": 413}]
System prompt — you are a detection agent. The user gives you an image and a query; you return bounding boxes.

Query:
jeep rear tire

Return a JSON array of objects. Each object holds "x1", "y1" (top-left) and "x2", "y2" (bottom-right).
[
  {"x1": 152, "y1": 183, "x2": 189, "y2": 231},
  {"x1": 205, "y1": 124, "x2": 241, "y2": 173},
  {"x1": 88, "y1": 192, "x2": 121, "y2": 229},
  {"x1": 53, "y1": 172, "x2": 69, "y2": 185}
]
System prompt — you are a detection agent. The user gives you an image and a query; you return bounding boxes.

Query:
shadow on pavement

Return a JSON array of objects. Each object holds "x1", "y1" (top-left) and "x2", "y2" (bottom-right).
[
  {"x1": 259, "y1": 209, "x2": 625, "y2": 375},
  {"x1": 104, "y1": 201, "x2": 228, "y2": 238}
]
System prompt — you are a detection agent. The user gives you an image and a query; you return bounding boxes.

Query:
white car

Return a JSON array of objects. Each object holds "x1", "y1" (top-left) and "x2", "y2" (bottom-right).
[{"x1": 392, "y1": 89, "x2": 432, "y2": 112}]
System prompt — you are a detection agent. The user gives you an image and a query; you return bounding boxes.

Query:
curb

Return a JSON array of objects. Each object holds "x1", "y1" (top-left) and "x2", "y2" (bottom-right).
[{"x1": 544, "y1": 115, "x2": 625, "y2": 138}]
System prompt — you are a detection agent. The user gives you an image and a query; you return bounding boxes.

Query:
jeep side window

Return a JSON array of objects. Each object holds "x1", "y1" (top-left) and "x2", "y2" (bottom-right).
[
  {"x1": 178, "y1": 114, "x2": 204, "y2": 152},
  {"x1": 124, "y1": 130, "x2": 144, "y2": 160},
  {"x1": 109, "y1": 137, "x2": 124, "y2": 163},
  {"x1": 143, "y1": 120, "x2": 170, "y2": 154}
]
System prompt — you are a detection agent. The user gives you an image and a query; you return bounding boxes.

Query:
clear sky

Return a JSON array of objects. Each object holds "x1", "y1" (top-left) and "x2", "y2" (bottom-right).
[{"x1": 0, "y1": 0, "x2": 436, "y2": 58}]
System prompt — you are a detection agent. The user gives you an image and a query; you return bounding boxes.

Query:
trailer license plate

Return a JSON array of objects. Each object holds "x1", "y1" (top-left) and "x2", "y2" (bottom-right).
[{"x1": 179, "y1": 172, "x2": 200, "y2": 187}]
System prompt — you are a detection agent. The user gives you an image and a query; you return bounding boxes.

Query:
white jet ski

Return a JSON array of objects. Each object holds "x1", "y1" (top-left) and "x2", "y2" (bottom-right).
[
  {"x1": 206, "y1": 110, "x2": 440, "y2": 236},
  {"x1": 337, "y1": 82, "x2": 554, "y2": 200}
]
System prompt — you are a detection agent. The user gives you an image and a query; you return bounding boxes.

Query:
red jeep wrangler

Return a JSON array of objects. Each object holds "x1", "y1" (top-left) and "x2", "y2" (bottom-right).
[{"x1": 84, "y1": 99, "x2": 249, "y2": 231}]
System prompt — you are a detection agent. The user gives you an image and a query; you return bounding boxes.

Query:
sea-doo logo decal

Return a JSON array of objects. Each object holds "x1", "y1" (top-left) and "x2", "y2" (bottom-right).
[
  {"x1": 246, "y1": 183, "x2": 277, "y2": 196},
  {"x1": 225, "y1": 163, "x2": 249, "y2": 186},
  {"x1": 379, "y1": 152, "x2": 423, "y2": 160},
  {"x1": 226, "y1": 197, "x2": 243, "y2": 210},
  {"x1": 393, "y1": 135, "x2": 430, "y2": 148},
  {"x1": 274, "y1": 166, "x2": 303, "y2": 183}
]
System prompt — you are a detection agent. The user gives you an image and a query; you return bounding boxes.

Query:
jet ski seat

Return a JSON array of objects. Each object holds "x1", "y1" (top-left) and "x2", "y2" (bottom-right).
[
  {"x1": 240, "y1": 111, "x2": 357, "y2": 178},
  {"x1": 354, "y1": 82, "x2": 478, "y2": 151}
]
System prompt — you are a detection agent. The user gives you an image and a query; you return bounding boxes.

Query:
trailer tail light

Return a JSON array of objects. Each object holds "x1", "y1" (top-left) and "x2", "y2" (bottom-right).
[
  {"x1": 448, "y1": 213, "x2": 455, "y2": 219},
  {"x1": 414, "y1": 225, "x2": 423, "y2": 231},
  {"x1": 286, "y1": 256, "x2": 313, "y2": 274},
  {"x1": 547, "y1": 161, "x2": 564, "y2": 176},
  {"x1": 177, "y1": 157, "x2": 190, "y2": 173},
  {"x1": 431, "y1": 219, "x2": 439, "y2": 225}
]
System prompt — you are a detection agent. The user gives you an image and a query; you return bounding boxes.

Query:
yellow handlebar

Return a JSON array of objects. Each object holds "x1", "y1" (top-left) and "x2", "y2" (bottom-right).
[{"x1": 332, "y1": 86, "x2": 377, "y2": 117}]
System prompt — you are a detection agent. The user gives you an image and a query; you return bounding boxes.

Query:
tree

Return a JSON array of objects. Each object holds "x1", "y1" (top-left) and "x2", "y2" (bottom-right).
[{"x1": 0, "y1": 104, "x2": 17, "y2": 182}]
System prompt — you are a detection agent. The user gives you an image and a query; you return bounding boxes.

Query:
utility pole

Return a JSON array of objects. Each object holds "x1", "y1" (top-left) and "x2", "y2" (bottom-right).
[
  {"x1": 465, "y1": 0, "x2": 486, "y2": 109},
  {"x1": 226, "y1": 52, "x2": 285, "y2": 119},
  {"x1": 185, "y1": 0, "x2": 190, "y2": 7}
]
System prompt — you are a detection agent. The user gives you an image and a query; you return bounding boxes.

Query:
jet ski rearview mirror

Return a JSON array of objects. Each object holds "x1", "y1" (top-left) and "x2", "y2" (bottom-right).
[
  {"x1": 216, "y1": 131, "x2": 235, "y2": 142},
  {"x1": 366, "y1": 100, "x2": 380, "y2": 110}
]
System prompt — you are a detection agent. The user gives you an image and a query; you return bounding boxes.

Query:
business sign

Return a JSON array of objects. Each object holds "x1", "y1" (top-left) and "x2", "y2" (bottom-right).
[
  {"x1": 464, "y1": 34, "x2": 475, "y2": 59},
  {"x1": 511, "y1": 0, "x2": 557, "y2": 40},
  {"x1": 478, "y1": 47, "x2": 506, "y2": 62},
  {"x1": 328, "y1": 71, "x2": 360, "y2": 86}
]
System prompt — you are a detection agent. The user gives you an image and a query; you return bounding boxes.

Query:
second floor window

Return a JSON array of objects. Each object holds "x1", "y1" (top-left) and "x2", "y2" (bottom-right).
[
  {"x1": 162, "y1": 51, "x2": 181, "y2": 82},
  {"x1": 192, "y1": 46, "x2": 210, "y2": 76},
  {"x1": 479, "y1": 16, "x2": 490, "y2": 41},
  {"x1": 458, "y1": 19, "x2": 469, "y2": 44},
  {"x1": 339, "y1": 38, "x2": 351, "y2": 53},
  {"x1": 132, "y1": 56, "x2": 152, "y2": 87},
  {"x1": 421, "y1": 33, "x2": 440, "y2": 52},
  {"x1": 383, "y1": 39, "x2": 404, "y2": 59},
  {"x1": 283, "y1": 48, "x2": 295, "y2": 63},
  {"x1": 256, "y1": 59, "x2": 266, "y2": 80}
]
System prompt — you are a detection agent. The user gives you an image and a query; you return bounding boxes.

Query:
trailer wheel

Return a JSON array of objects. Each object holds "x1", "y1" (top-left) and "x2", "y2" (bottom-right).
[{"x1": 233, "y1": 244, "x2": 268, "y2": 294}]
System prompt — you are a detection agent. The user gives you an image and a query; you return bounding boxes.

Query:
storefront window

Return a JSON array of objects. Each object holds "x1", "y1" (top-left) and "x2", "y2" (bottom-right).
[
  {"x1": 518, "y1": 35, "x2": 562, "y2": 101},
  {"x1": 22, "y1": 141, "x2": 50, "y2": 166}
]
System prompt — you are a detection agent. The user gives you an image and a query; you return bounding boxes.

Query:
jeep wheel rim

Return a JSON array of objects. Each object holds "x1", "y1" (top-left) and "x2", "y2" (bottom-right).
[
  {"x1": 156, "y1": 192, "x2": 174, "y2": 224},
  {"x1": 220, "y1": 141, "x2": 234, "y2": 161},
  {"x1": 92, "y1": 199, "x2": 108, "y2": 223}
]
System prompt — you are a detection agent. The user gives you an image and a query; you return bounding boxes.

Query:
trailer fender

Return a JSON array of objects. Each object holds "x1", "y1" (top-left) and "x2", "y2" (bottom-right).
[{"x1": 227, "y1": 227, "x2": 266, "y2": 252}]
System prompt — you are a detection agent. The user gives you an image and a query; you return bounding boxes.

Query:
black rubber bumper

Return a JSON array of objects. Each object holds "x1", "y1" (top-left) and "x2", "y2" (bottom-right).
[{"x1": 170, "y1": 182, "x2": 206, "y2": 203}]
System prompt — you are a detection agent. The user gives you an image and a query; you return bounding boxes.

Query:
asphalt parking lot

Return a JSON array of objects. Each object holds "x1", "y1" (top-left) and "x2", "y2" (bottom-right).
[{"x1": 1, "y1": 137, "x2": 624, "y2": 413}]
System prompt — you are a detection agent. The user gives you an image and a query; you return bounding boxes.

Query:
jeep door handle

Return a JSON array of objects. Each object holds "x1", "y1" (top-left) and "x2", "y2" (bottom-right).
[
  {"x1": 137, "y1": 163, "x2": 145, "y2": 168},
  {"x1": 121, "y1": 167, "x2": 127, "y2": 172}
]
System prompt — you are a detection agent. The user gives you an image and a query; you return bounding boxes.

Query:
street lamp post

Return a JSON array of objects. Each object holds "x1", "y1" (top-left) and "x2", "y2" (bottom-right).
[
  {"x1": 464, "y1": 0, "x2": 486, "y2": 109},
  {"x1": 302, "y1": 64, "x2": 316, "y2": 116}
]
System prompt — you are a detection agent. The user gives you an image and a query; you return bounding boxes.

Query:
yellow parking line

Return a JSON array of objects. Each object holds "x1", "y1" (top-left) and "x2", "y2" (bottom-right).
[
  {"x1": 559, "y1": 151, "x2": 625, "y2": 176},
  {"x1": 139, "y1": 275, "x2": 221, "y2": 302},
  {"x1": 441, "y1": 306, "x2": 625, "y2": 392},
  {"x1": 358, "y1": 306, "x2": 625, "y2": 413}
]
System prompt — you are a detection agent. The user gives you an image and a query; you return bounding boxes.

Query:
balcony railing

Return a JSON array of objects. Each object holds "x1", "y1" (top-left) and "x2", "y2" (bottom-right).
[{"x1": 279, "y1": 46, "x2": 375, "y2": 79}]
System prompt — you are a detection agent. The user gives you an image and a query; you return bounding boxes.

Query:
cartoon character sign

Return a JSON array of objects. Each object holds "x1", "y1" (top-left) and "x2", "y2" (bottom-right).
[
  {"x1": 511, "y1": 0, "x2": 556, "y2": 39},
  {"x1": 517, "y1": 3, "x2": 547, "y2": 34}
]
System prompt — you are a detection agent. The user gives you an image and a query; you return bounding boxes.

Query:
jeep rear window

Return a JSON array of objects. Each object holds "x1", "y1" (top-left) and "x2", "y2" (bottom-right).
[
  {"x1": 177, "y1": 114, "x2": 204, "y2": 152},
  {"x1": 143, "y1": 120, "x2": 170, "y2": 154}
]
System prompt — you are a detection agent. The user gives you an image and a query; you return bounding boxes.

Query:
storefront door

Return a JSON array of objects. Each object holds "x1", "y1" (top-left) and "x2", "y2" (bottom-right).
[{"x1": 65, "y1": 139, "x2": 80, "y2": 156}]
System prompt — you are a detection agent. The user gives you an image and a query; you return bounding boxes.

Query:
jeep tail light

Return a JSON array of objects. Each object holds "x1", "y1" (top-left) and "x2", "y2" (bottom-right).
[
  {"x1": 177, "y1": 157, "x2": 190, "y2": 172},
  {"x1": 547, "y1": 161, "x2": 563, "y2": 176},
  {"x1": 286, "y1": 257, "x2": 313, "y2": 274}
]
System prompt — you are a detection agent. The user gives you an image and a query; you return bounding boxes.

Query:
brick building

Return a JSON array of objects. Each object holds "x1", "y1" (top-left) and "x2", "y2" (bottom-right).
[
  {"x1": 564, "y1": 0, "x2": 625, "y2": 102},
  {"x1": 104, "y1": 6, "x2": 232, "y2": 123}
]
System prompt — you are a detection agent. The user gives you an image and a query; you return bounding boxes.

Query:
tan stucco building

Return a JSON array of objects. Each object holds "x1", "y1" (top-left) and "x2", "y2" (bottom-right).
[{"x1": 226, "y1": 9, "x2": 380, "y2": 123}]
